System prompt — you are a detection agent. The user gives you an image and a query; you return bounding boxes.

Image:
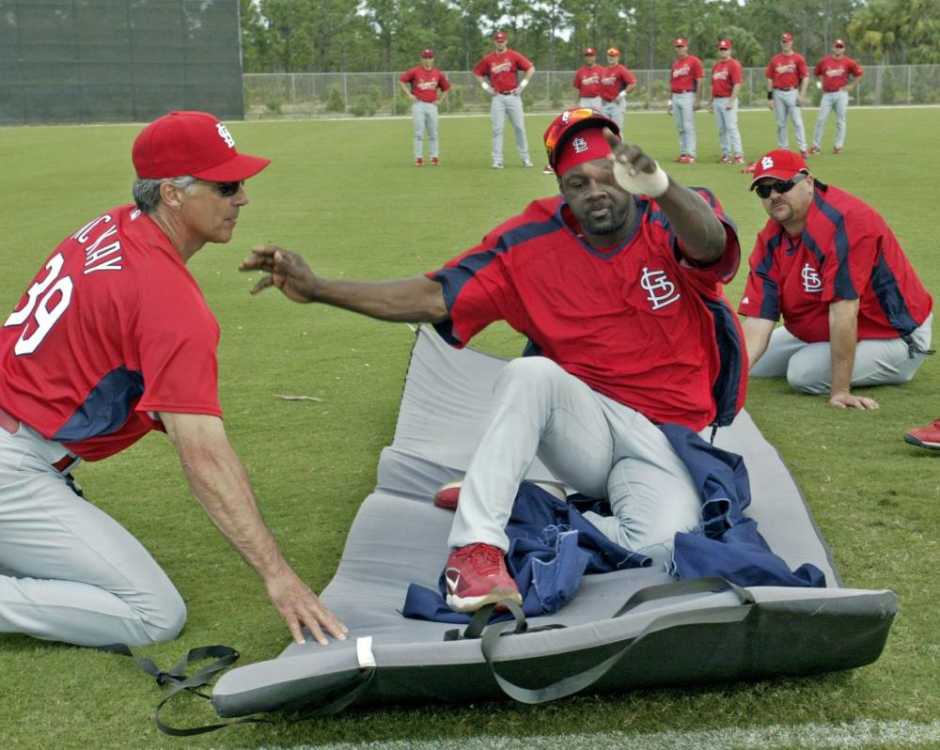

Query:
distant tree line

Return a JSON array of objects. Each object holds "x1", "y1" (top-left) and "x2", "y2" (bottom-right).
[{"x1": 239, "y1": 0, "x2": 940, "y2": 73}]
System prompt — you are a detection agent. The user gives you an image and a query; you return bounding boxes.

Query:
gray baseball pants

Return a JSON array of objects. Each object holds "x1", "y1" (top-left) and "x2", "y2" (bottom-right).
[
  {"x1": 772, "y1": 88, "x2": 807, "y2": 150},
  {"x1": 579, "y1": 96, "x2": 603, "y2": 110},
  {"x1": 412, "y1": 101, "x2": 440, "y2": 159},
  {"x1": 601, "y1": 98, "x2": 626, "y2": 130},
  {"x1": 750, "y1": 314, "x2": 933, "y2": 393},
  {"x1": 0, "y1": 419, "x2": 185, "y2": 647},
  {"x1": 671, "y1": 92, "x2": 697, "y2": 157},
  {"x1": 713, "y1": 97, "x2": 743, "y2": 157},
  {"x1": 490, "y1": 93, "x2": 530, "y2": 165},
  {"x1": 446, "y1": 357, "x2": 701, "y2": 569},
  {"x1": 813, "y1": 90, "x2": 849, "y2": 150}
]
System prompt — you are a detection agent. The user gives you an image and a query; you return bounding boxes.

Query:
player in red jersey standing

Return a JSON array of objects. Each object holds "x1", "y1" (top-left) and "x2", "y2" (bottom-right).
[
  {"x1": 739, "y1": 149, "x2": 933, "y2": 410},
  {"x1": 708, "y1": 39, "x2": 745, "y2": 165},
  {"x1": 399, "y1": 48, "x2": 451, "y2": 166},
  {"x1": 473, "y1": 30, "x2": 536, "y2": 169},
  {"x1": 0, "y1": 111, "x2": 347, "y2": 648},
  {"x1": 766, "y1": 32, "x2": 810, "y2": 157},
  {"x1": 669, "y1": 38, "x2": 704, "y2": 163},
  {"x1": 241, "y1": 107, "x2": 747, "y2": 613},
  {"x1": 810, "y1": 39, "x2": 863, "y2": 155},
  {"x1": 599, "y1": 47, "x2": 637, "y2": 132},
  {"x1": 573, "y1": 47, "x2": 604, "y2": 109}
]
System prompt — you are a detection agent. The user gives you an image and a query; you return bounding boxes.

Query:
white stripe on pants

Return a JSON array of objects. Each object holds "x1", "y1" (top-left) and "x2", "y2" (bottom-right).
[
  {"x1": 490, "y1": 93, "x2": 530, "y2": 165},
  {"x1": 446, "y1": 357, "x2": 701, "y2": 568},
  {"x1": 772, "y1": 88, "x2": 807, "y2": 150},
  {"x1": 813, "y1": 90, "x2": 849, "y2": 150},
  {"x1": 0, "y1": 423, "x2": 185, "y2": 646},
  {"x1": 713, "y1": 97, "x2": 743, "y2": 157},
  {"x1": 671, "y1": 92, "x2": 697, "y2": 157},
  {"x1": 412, "y1": 101, "x2": 440, "y2": 159},
  {"x1": 750, "y1": 314, "x2": 933, "y2": 393}
]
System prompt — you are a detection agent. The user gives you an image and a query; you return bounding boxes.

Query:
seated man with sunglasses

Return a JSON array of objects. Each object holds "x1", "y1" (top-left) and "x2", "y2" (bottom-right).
[
  {"x1": 739, "y1": 149, "x2": 933, "y2": 409},
  {"x1": 0, "y1": 111, "x2": 347, "y2": 648}
]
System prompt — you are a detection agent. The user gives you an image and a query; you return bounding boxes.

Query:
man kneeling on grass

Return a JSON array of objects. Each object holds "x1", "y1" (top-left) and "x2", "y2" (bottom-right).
[{"x1": 241, "y1": 108, "x2": 746, "y2": 613}]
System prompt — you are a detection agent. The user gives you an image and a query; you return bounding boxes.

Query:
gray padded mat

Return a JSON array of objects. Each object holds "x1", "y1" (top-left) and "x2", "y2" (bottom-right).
[{"x1": 212, "y1": 326, "x2": 894, "y2": 717}]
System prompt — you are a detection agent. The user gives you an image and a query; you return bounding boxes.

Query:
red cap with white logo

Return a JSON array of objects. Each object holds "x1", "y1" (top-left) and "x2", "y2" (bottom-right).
[
  {"x1": 781, "y1": 32, "x2": 794, "y2": 42},
  {"x1": 132, "y1": 111, "x2": 270, "y2": 181},
  {"x1": 748, "y1": 149, "x2": 808, "y2": 189},
  {"x1": 833, "y1": 38, "x2": 845, "y2": 48},
  {"x1": 718, "y1": 39, "x2": 732, "y2": 50},
  {"x1": 493, "y1": 31, "x2": 508, "y2": 43},
  {"x1": 674, "y1": 38, "x2": 688, "y2": 47},
  {"x1": 420, "y1": 48, "x2": 434, "y2": 58}
]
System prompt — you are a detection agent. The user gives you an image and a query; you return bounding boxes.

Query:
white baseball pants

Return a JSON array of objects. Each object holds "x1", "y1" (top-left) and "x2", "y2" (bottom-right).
[
  {"x1": 600, "y1": 98, "x2": 626, "y2": 130},
  {"x1": 813, "y1": 90, "x2": 849, "y2": 150},
  {"x1": 671, "y1": 92, "x2": 697, "y2": 157},
  {"x1": 490, "y1": 93, "x2": 530, "y2": 165},
  {"x1": 772, "y1": 88, "x2": 807, "y2": 150},
  {"x1": 412, "y1": 101, "x2": 440, "y2": 159},
  {"x1": 0, "y1": 422, "x2": 185, "y2": 646},
  {"x1": 713, "y1": 97, "x2": 743, "y2": 157},
  {"x1": 446, "y1": 357, "x2": 702, "y2": 569}
]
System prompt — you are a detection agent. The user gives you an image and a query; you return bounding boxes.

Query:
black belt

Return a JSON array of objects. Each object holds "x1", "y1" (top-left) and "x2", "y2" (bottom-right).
[
  {"x1": 496, "y1": 90, "x2": 516, "y2": 95},
  {"x1": 774, "y1": 87, "x2": 796, "y2": 92}
]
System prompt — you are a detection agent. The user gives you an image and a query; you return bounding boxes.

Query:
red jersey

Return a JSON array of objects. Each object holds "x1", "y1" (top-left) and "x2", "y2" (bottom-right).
[
  {"x1": 738, "y1": 185, "x2": 932, "y2": 343},
  {"x1": 670, "y1": 55, "x2": 704, "y2": 93},
  {"x1": 573, "y1": 65, "x2": 604, "y2": 98},
  {"x1": 814, "y1": 55, "x2": 863, "y2": 92},
  {"x1": 0, "y1": 204, "x2": 222, "y2": 461},
  {"x1": 473, "y1": 49, "x2": 533, "y2": 94},
  {"x1": 427, "y1": 192, "x2": 745, "y2": 431},
  {"x1": 766, "y1": 53, "x2": 808, "y2": 89},
  {"x1": 399, "y1": 66, "x2": 451, "y2": 103},
  {"x1": 711, "y1": 58, "x2": 742, "y2": 98},
  {"x1": 599, "y1": 64, "x2": 637, "y2": 101}
]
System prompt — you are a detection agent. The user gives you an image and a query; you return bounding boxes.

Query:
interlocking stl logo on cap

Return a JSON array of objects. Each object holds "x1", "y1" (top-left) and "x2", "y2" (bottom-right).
[{"x1": 132, "y1": 111, "x2": 270, "y2": 182}]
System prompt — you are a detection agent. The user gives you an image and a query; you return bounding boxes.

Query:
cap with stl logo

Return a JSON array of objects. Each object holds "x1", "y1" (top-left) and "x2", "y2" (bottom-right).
[
  {"x1": 748, "y1": 149, "x2": 808, "y2": 189},
  {"x1": 132, "y1": 111, "x2": 270, "y2": 182},
  {"x1": 718, "y1": 39, "x2": 732, "y2": 50},
  {"x1": 607, "y1": 47, "x2": 620, "y2": 56},
  {"x1": 493, "y1": 31, "x2": 508, "y2": 43},
  {"x1": 673, "y1": 37, "x2": 688, "y2": 47},
  {"x1": 420, "y1": 48, "x2": 434, "y2": 58},
  {"x1": 781, "y1": 32, "x2": 793, "y2": 42}
]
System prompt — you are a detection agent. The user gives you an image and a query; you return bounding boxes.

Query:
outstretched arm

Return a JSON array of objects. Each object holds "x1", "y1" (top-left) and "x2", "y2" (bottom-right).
[
  {"x1": 161, "y1": 412, "x2": 348, "y2": 645},
  {"x1": 240, "y1": 245, "x2": 448, "y2": 323},
  {"x1": 741, "y1": 316, "x2": 775, "y2": 368},
  {"x1": 829, "y1": 299, "x2": 879, "y2": 410}
]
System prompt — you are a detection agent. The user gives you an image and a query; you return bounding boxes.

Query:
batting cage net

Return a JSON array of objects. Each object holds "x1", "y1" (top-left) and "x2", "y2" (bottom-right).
[{"x1": 0, "y1": 0, "x2": 244, "y2": 125}]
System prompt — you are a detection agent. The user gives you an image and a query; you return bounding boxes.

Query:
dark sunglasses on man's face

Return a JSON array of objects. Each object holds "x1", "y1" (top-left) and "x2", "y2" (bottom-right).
[
  {"x1": 210, "y1": 180, "x2": 243, "y2": 197},
  {"x1": 754, "y1": 172, "x2": 807, "y2": 199}
]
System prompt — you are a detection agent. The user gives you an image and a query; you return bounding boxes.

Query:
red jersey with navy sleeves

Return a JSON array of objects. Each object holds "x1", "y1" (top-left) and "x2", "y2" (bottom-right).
[
  {"x1": 573, "y1": 65, "x2": 604, "y2": 97},
  {"x1": 427, "y1": 192, "x2": 744, "y2": 431},
  {"x1": 738, "y1": 185, "x2": 933, "y2": 343},
  {"x1": 670, "y1": 55, "x2": 704, "y2": 93},
  {"x1": 814, "y1": 55, "x2": 863, "y2": 92},
  {"x1": 711, "y1": 58, "x2": 742, "y2": 98},
  {"x1": 599, "y1": 64, "x2": 637, "y2": 101},
  {"x1": 473, "y1": 49, "x2": 533, "y2": 93},
  {"x1": 0, "y1": 204, "x2": 222, "y2": 461},
  {"x1": 399, "y1": 66, "x2": 451, "y2": 103},
  {"x1": 766, "y1": 53, "x2": 808, "y2": 89}
]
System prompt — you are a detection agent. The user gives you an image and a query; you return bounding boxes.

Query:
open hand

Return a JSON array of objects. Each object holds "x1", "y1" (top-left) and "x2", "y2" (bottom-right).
[{"x1": 239, "y1": 245, "x2": 318, "y2": 304}]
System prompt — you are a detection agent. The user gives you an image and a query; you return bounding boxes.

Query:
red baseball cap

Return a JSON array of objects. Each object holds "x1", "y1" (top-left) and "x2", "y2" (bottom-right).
[
  {"x1": 543, "y1": 107, "x2": 620, "y2": 174},
  {"x1": 420, "y1": 48, "x2": 434, "y2": 58},
  {"x1": 493, "y1": 31, "x2": 508, "y2": 42},
  {"x1": 749, "y1": 149, "x2": 808, "y2": 189},
  {"x1": 673, "y1": 38, "x2": 688, "y2": 47},
  {"x1": 833, "y1": 38, "x2": 846, "y2": 48},
  {"x1": 781, "y1": 32, "x2": 793, "y2": 42},
  {"x1": 584, "y1": 47, "x2": 597, "y2": 56},
  {"x1": 607, "y1": 47, "x2": 621, "y2": 56},
  {"x1": 718, "y1": 39, "x2": 732, "y2": 50},
  {"x1": 132, "y1": 111, "x2": 270, "y2": 181}
]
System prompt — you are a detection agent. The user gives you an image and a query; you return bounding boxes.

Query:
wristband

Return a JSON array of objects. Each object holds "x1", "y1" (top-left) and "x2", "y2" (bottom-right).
[
  {"x1": 481, "y1": 81, "x2": 493, "y2": 94},
  {"x1": 767, "y1": 91, "x2": 773, "y2": 100},
  {"x1": 519, "y1": 79, "x2": 529, "y2": 90},
  {"x1": 613, "y1": 159, "x2": 669, "y2": 198}
]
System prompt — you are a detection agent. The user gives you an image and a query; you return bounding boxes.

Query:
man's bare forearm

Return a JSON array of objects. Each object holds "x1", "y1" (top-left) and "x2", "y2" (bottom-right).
[
  {"x1": 311, "y1": 275, "x2": 448, "y2": 322},
  {"x1": 655, "y1": 182, "x2": 728, "y2": 263},
  {"x1": 829, "y1": 300, "x2": 860, "y2": 395}
]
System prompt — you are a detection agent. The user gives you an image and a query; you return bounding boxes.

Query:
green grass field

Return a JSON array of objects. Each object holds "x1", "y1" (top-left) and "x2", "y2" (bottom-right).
[{"x1": 1, "y1": 107, "x2": 939, "y2": 750}]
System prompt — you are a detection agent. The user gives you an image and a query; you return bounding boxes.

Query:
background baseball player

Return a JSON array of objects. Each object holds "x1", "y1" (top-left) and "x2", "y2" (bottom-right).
[
  {"x1": 399, "y1": 48, "x2": 451, "y2": 167},
  {"x1": 766, "y1": 32, "x2": 810, "y2": 157},
  {"x1": 599, "y1": 47, "x2": 637, "y2": 132},
  {"x1": 573, "y1": 47, "x2": 603, "y2": 109},
  {"x1": 811, "y1": 39, "x2": 863, "y2": 155},
  {"x1": 708, "y1": 39, "x2": 745, "y2": 165},
  {"x1": 0, "y1": 111, "x2": 347, "y2": 648},
  {"x1": 473, "y1": 30, "x2": 535, "y2": 169},
  {"x1": 669, "y1": 38, "x2": 704, "y2": 164}
]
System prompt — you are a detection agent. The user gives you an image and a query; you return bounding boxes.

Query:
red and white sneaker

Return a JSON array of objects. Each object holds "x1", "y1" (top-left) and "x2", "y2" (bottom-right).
[
  {"x1": 431, "y1": 156, "x2": 440, "y2": 166},
  {"x1": 719, "y1": 155, "x2": 731, "y2": 164},
  {"x1": 809, "y1": 145, "x2": 822, "y2": 155},
  {"x1": 684, "y1": 155, "x2": 696, "y2": 164},
  {"x1": 732, "y1": 155, "x2": 746, "y2": 165},
  {"x1": 433, "y1": 480, "x2": 462, "y2": 511},
  {"x1": 904, "y1": 419, "x2": 940, "y2": 451},
  {"x1": 415, "y1": 157, "x2": 424, "y2": 167},
  {"x1": 444, "y1": 543, "x2": 521, "y2": 612},
  {"x1": 542, "y1": 164, "x2": 554, "y2": 175},
  {"x1": 833, "y1": 146, "x2": 843, "y2": 155}
]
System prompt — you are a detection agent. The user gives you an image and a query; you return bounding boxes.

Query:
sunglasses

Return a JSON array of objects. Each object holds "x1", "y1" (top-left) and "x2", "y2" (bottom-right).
[
  {"x1": 207, "y1": 180, "x2": 243, "y2": 197},
  {"x1": 754, "y1": 172, "x2": 807, "y2": 199}
]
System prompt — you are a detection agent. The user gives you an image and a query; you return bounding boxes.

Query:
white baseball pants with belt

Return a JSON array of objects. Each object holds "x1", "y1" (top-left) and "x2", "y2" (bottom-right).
[
  {"x1": 750, "y1": 314, "x2": 933, "y2": 393},
  {"x1": 772, "y1": 88, "x2": 807, "y2": 150},
  {"x1": 713, "y1": 97, "x2": 743, "y2": 157},
  {"x1": 412, "y1": 101, "x2": 440, "y2": 159},
  {"x1": 0, "y1": 415, "x2": 185, "y2": 646},
  {"x1": 446, "y1": 357, "x2": 702, "y2": 569},
  {"x1": 813, "y1": 90, "x2": 850, "y2": 150},
  {"x1": 490, "y1": 92, "x2": 530, "y2": 165},
  {"x1": 671, "y1": 92, "x2": 697, "y2": 157},
  {"x1": 601, "y1": 97, "x2": 626, "y2": 130}
]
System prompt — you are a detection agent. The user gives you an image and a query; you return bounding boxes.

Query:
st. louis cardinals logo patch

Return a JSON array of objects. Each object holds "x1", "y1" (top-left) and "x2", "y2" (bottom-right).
[
  {"x1": 640, "y1": 267, "x2": 681, "y2": 310},
  {"x1": 801, "y1": 263, "x2": 822, "y2": 293},
  {"x1": 216, "y1": 122, "x2": 236, "y2": 148}
]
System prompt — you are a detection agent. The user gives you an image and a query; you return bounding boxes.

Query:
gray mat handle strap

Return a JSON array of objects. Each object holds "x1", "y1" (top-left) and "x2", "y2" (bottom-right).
[{"x1": 480, "y1": 577, "x2": 754, "y2": 705}]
